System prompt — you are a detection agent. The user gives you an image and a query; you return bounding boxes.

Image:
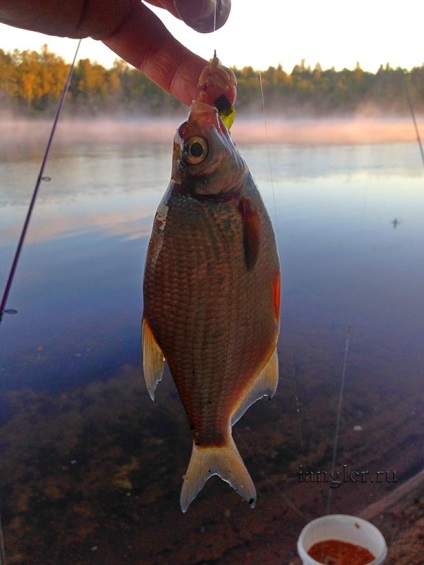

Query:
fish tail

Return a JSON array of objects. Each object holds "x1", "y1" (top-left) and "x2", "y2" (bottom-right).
[{"x1": 180, "y1": 436, "x2": 256, "y2": 513}]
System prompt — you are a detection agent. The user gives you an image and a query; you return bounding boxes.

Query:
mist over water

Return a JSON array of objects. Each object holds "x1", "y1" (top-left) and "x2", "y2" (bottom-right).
[
  {"x1": 1, "y1": 114, "x2": 422, "y2": 160},
  {"x1": 234, "y1": 117, "x2": 422, "y2": 145}
]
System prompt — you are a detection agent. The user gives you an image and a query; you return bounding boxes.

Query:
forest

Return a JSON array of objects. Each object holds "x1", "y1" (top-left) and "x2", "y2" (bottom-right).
[{"x1": 1, "y1": 45, "x2": 424, "y2": 117}]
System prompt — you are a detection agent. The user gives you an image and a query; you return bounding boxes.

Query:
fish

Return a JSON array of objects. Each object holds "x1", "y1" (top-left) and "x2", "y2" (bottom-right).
[{"x1": 142, "y1": 96, "x2": 280, "y2": 512}]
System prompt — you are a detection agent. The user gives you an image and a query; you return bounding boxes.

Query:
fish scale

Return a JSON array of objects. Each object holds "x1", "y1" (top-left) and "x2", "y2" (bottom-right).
[{"x1": 147, "y1": 194, "x2": 236, "y2": 436}]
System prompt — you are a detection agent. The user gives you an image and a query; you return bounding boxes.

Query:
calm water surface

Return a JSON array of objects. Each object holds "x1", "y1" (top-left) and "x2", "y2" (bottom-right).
[
  {"x1": 0, "y1": 124, "x2": 423, "y2": 562},
  {"x1": 1, "y1": 137, "x2": 423, "y2": 392}
]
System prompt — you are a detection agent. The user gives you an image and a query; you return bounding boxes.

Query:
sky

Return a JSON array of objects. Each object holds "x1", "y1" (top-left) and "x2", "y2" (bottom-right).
[{"x1": 0, "y1": 0, "x2": 423, "y2": 72}]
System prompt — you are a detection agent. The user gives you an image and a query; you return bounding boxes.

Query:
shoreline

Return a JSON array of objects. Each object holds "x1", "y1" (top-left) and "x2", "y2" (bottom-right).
[{"x1": 360, "y1": 467, "x2": 424, "y2": 520}]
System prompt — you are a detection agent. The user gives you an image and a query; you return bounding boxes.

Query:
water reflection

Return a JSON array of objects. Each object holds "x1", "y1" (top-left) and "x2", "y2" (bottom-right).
[
  {"x1": 0, "y1": 123, "x2": 423, "y2": 563},
  {"x1": 0, "y1": 138, "x2": 172, "y2": 393}
]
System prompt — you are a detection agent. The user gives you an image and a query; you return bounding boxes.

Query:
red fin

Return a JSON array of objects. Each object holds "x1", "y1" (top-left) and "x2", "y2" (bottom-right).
[
  {"x1": 272, "y1": 270, "x2": 281, "y2": 322},
  {"x1": 238, "y1": 197, "x2": 260, "y2": 270}
]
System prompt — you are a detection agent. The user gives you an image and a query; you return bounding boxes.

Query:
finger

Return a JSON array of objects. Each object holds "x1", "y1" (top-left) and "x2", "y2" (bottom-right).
[
  {"x1": 102, "y1": 2, "x2": 207, "y2": 106},
  {"x1": 174, "y1": 0, "x2": 231, "y2": 33},
  {"x1": 0, "y1": 0, "x2": 138, "y2": 38},
  {"x1": 143, "y1": 0, "x2": 180, "y2": 20},
  {"x1": 144, "y1": 0, "x2": 231, "y2": 32}
]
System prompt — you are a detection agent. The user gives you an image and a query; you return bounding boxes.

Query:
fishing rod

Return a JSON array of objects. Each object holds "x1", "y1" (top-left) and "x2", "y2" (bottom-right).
[
  {"x1": 0, "y1": 40, "x2": 82, "y2": 329},
  {"x1": 403, "y1": 73, "x2": 424, "y2": 168},
  {"x1": 0, "y1": 42, "x2": 82, "y2": 565}
]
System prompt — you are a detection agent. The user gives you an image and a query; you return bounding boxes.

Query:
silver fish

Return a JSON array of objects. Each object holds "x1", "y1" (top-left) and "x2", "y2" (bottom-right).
[{"x1": 143, "y1": 100, "x2": 280, "y2": 511}]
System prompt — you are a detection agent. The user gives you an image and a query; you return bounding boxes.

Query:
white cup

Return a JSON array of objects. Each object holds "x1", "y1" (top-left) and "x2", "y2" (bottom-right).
[{"x1": 297, "y1": 514, "x2": 387, "y2": 564}]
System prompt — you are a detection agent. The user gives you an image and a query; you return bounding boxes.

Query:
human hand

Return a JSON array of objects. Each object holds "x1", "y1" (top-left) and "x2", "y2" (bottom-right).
[{"x1": 0, "y1": 0, "x2": 231, "y2": 105}]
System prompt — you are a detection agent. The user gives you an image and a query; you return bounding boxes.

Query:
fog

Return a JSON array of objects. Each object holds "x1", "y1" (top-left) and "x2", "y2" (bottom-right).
[
  {"x1": 0, "y1": 115, "x2": 422, "y2": 162},
  {"x1": 233, "y1": 117, "x2": 422, "y2": 145}
]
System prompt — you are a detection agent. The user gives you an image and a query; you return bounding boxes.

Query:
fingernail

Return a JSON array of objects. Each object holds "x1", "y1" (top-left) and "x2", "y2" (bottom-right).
[{"x1": 174, "y1": 0, "x2": 231, "y2": 33}]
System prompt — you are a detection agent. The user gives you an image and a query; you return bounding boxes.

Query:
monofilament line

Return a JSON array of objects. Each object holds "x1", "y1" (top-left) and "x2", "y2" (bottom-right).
[
  {"x1": 327, "y1": 327, "x2": 351, "y2": 515},
  {"x1": 0, "y1": 504, "x2": 6, "y2": 565},
  {"x1": 258, "y1": 70, "x2": 279, "y2": 230},
  {"x1": 212, "y1": 1, "x2": 217, "y2": 68},
  {"x1": 235, "y1": 431, "x2": 310, "y2": 521},
  {"x1": 0, "y1": 40, "x2": 82, "y2": 328},
  {"x1": 404, "y1": 75, "x2": 424, "y2": 168},
  {"x1": 291, "y1": 358, "x2": 305, "y2": 454},
  {"x1": 249, "y1": 72, "x2": 311, "y2": 521}
]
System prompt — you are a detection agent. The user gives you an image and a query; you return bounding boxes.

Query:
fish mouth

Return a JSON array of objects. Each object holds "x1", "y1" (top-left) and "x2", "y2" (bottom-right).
[
  {"x1": 190, "y1": 99, "x2": 219, "y2": 117},
  {"x1": 188, "y1": 100, "x2": 229, "y2": 137}
]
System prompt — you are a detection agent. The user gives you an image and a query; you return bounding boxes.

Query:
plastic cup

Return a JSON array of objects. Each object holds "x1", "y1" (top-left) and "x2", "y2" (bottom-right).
[{"x1": 297, "y1": 514, "x2": 387, "y2": 565}]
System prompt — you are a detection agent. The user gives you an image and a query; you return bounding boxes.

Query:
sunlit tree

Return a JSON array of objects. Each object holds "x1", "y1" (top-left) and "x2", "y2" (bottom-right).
[{"x1": 0, "y1": 47, "x2": 423, "y2": 116}]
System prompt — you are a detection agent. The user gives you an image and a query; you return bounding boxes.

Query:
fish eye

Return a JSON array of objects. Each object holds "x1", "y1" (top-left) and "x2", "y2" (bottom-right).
[{"x1": 184, "y1": 136, "x2": 208, "y2": 165}]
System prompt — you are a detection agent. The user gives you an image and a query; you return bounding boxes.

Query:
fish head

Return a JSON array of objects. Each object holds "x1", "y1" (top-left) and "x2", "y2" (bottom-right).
[{"x1": 172, "y1": 101, "x2": 247, "y2": 197}]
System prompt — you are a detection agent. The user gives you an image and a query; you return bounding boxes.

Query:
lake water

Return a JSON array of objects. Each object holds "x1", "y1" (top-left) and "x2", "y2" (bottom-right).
[{"x1": 0, "y1": 120, "x2": 423, "y2": 563}]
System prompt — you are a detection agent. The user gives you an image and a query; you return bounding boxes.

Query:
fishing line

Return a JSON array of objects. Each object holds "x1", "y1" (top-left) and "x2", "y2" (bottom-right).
[
  {"x1": 235, "y1": 430, "x2": 310, "y2": 521},
  {"x1": 258, "y1": 70, "x2": 306, "y2": 456},
  {"x1": 253, "y1": 91, "x2": 371, "y2": 519},
  {"x1": 0, "y1": 38, "x2": 81, "y2": 565},
  {"x1": 0, "y1": 501, "x2": 5, "y2": 565},
  {"x1": 325, "y1": 73, "x2": 423, "y2": 513},
  {"x1": 258, "y1": 70, "x2": 278, "y2": 229},
  {"x1": 251, "y1": 70, "x2": 311, "y2": 518},
  {"x1": 325, "y1": 173, "x2": 376, "y2": 517},
  {"x1": 0, "y1": 40, "x2": 82, "y2": 328},
  {"x1": 291, "y1": 358, "x2": 305, "y2": 454},
  {"x1": 327, "y1": 327, "x2": 351, "y2": 515},
  {"x1": 403, "y1": 74, "x2": 424, "y2": 168},
  {"x1": 258, "y1": 67, "x2": 335, "y2": 516}
]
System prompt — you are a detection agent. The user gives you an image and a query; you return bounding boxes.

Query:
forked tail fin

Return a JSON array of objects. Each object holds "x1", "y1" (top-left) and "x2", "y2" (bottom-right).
[{"x1": 180, "y1": 436, "x2": 256, "y2": 512}]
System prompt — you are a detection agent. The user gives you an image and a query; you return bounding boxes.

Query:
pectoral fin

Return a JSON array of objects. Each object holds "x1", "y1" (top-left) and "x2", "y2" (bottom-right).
[
  {"x1": 142, "y1": 316, "x2": 164, "y2": 401},
  {"x1": 238, "y1": 196, "x2": 260, "y2": 270},
  {"x1": 231, "y1": 348, "x2": 279, "y2": 426}
]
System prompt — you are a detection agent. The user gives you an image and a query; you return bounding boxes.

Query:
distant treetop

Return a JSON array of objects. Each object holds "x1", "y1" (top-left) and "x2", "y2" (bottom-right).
[{"x1": 0, "y1": 46, "x2": 423, "y2": 117}]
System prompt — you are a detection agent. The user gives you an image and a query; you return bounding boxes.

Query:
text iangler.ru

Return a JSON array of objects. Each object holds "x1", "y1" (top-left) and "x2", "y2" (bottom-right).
[{"x1": 297, "y1": 465, "x2": 398, "y2": 489}]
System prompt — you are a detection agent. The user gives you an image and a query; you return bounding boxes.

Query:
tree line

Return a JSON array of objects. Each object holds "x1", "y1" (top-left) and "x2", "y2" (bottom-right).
[{"x1": 1, "y1": 45, "x2": 424, "y2": 117}]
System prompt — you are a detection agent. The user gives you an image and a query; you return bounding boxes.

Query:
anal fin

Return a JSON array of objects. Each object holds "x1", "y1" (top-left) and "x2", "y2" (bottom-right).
[
  {"x1": 231, "y1": 348, "x2": 279, "y2": 426},
  {"x1": 180, "y1": 436, "x2": 256, "y2": 513},
  {"x1": 142, "y1": 316, "x2": 164, "y2": 401}
]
